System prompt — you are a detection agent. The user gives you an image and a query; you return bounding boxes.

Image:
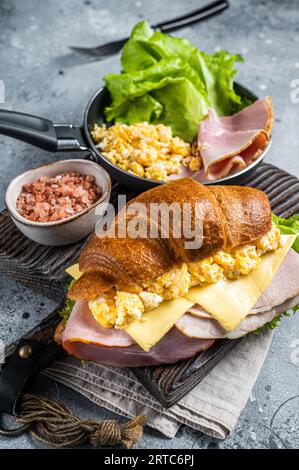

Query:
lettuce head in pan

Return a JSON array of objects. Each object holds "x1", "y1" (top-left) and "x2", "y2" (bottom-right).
[{"x1": 103, "y1": 20, "x2": 250, "y2": 142}]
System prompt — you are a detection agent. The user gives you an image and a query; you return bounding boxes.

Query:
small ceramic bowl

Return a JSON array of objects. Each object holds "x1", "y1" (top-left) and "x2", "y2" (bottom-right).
[{"x1": 5, "y1": 159, "x2": 111, "y2": 246}]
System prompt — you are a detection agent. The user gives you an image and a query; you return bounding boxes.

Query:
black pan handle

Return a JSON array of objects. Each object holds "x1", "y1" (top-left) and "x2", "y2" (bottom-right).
[
  {"x1": 156, "y1": 0, "x2": 229, "y2": 33},
  {"x1": 0, "y1": 109, "x2": 89, "y2": 152}
]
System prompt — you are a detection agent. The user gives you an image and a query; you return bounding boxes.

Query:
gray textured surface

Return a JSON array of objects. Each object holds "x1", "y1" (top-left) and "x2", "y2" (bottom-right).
[{"x1": 0, "y1": 0, "x2": 298, "y2": 449}]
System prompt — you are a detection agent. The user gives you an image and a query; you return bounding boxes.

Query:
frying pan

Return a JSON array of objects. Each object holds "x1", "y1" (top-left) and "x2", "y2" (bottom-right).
[{"x1": 0, "y1": 83, "x2": 271, "y2": 191}]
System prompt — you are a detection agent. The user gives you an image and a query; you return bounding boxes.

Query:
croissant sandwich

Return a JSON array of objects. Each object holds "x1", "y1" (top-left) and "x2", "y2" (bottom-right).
[{"x1": 56, "y1": 179, "x2": 299, "y2": 367}]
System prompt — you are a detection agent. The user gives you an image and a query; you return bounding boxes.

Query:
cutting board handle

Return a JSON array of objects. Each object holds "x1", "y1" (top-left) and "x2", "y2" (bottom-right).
[{"x1": 0, "y1": 337, "x2": 145, "y2": 447}]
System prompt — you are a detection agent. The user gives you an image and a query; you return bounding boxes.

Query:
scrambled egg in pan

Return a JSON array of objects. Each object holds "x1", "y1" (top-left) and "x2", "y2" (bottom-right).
[
  {"x1": 91, "y1": 122, "x2": 201, "y2": 181},
  {"x1": 89, "y1": 225, "x2": 281, "y2": 329}
]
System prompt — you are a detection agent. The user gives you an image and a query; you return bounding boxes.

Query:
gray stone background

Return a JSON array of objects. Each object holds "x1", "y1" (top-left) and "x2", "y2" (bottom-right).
[{"x1": 0, "y1": 0, "x2": 298, "y2": 449}]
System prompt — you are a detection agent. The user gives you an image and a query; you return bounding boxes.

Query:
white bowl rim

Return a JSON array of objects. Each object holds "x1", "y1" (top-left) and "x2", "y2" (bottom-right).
[{"x1": 5, "y1": 159, "x2": 111, "y2": 228}]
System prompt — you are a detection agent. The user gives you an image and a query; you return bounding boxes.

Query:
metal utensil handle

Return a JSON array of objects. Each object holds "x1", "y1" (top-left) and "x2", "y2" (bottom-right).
[
  {"x1": 0, "y1": 109, "x2": 88, "y2": 152},
  {"x1": 156, "y1": 0, "x2": 229, "y2": 33}
]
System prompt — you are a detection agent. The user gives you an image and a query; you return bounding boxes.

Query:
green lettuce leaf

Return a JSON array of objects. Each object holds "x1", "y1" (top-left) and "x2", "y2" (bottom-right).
[
  {"x1": 104, "y1": 20, "x2": 248, "y2": 142},
  {"x1": 253, "y1": 304, "x2": 299, "y2": 335},
  {"x1": 272, "y1": 213, "x2": 299, "y2": 253},
  {"x1": 60, "y1": 298, "x2": 75, "y2": 323},
  {"x1": 200, "y1": 50, "x2": 251, "y2": 116},
  {"x1": 60, "y1": 279, "x2": 76, "y2": 323},
  {"x1": 121, "y1": 21, "x2": 158, "y2": 72},
  {"x1": 105, "y1": 58, "x2": 208, "y2": 141}
]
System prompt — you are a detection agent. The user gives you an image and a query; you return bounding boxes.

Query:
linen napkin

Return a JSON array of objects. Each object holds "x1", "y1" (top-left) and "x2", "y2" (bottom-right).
[{"x1": 43, "y1": 330, "x2": 272, "y2": 439}]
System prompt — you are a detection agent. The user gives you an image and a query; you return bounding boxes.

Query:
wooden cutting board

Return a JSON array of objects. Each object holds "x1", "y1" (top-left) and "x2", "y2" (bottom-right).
[{"x1": 1, "y1": 163, "x2": 299, "y2": 407}]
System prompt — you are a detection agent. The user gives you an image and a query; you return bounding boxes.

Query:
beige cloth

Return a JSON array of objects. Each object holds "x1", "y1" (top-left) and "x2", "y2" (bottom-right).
[{"x1": 43, "y1": 330, "x2": 272, "y2": 439}]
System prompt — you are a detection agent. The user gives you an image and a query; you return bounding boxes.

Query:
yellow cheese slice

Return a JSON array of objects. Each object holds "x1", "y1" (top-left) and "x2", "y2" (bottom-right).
[
  {"x1": 185, "y1": 234, "x2": 296, "y2": 331},
  {"x1": 66, "y1": 263, "x2": 81, "y2": 280},
  {"x1": 125, "y1": 298, "x2": 193, "y2": 351}
]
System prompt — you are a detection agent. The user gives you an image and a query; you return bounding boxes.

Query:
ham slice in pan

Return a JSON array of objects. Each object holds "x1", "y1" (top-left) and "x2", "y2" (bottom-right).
[{"x1": 198, "y1": 97, "x2": 273, "y2": 181}]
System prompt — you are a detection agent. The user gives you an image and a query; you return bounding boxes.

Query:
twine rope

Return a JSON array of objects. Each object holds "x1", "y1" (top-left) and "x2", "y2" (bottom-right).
[{"x1": 17, "y1": 394, "x2": 146, "y2": 448}]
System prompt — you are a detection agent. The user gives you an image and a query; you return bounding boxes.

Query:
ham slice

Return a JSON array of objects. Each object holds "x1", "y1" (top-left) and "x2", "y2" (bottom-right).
[
  {"x1": 176, "y1": 294, "x2": 299, "y2": 340},
  {"x1": 63, "y1": 318, "x2": 213, "y2": 367},
  {"x1": 62, "y1": 301, "x2": 135, "y2": 348},
  {"x1": 251, "y1": 249, "x2": 299, "y2": 313},
  {"x1": 188, "y1": 305, "x2": 213, "y2": 318},
  {"x1": 62, "y1": 301, "x2": 213, "y2": 367},
  {"x1": 198, "y1": 97, "x2": 273, "y2": 181},
  {"x1": 64, "y1": 328, "x2": 213, "y2": 367}
]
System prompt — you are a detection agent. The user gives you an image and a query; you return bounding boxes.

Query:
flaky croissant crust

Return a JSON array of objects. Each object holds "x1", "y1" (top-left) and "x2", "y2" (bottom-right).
[{"x1": 69, "y1": 179, "x2": 271, "y2": 301}]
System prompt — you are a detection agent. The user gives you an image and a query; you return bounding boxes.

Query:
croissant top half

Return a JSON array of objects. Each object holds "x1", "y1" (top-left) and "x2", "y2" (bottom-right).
[{"x1": 69, "y1": 179, "x2": 271, "y2": 301}]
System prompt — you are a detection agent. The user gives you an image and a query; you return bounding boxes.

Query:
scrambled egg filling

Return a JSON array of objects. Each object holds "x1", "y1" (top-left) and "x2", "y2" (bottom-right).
[
  {"x1": 188, "y1": 257, "x2": 223, "y2": 287},
  {"x1": 145, "y1": 263, "x2": 191, "y2": 299},
  {"x1": 91, "y1": 122, "x2": 201, "y2": 182},
  {"x1": 89, "y1": 225, "x2": 281, "y2": 329}
]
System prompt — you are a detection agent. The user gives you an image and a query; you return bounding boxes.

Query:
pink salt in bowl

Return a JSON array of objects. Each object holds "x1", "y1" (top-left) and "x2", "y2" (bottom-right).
[{"x1": 5, "y1": 159, "x2": 111, "y2": 246}]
